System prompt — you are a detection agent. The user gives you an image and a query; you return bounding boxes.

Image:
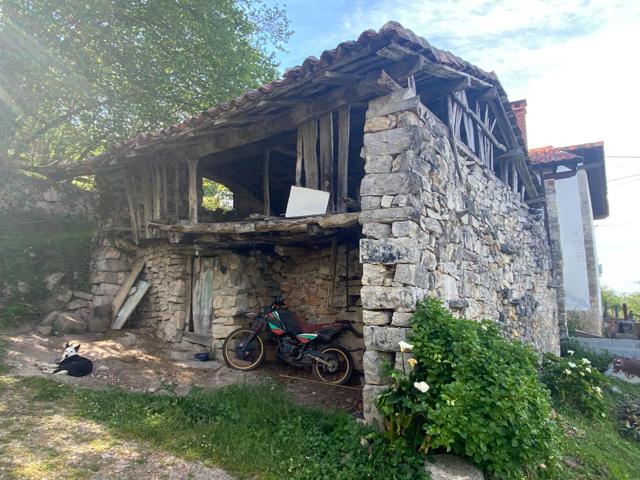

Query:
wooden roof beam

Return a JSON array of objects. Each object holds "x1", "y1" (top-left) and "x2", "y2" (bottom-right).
[
  {"x1": 377, "y1": 42, "x2": 493, "y2": 90},
  {"x1": 150, "y1": 69, "x2": 398, "y2": 161}
]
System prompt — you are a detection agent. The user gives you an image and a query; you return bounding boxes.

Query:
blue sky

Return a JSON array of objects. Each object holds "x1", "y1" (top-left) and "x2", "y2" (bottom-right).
[{"x1": 265, "y1": 0, "x2": 640, "y2": 293}]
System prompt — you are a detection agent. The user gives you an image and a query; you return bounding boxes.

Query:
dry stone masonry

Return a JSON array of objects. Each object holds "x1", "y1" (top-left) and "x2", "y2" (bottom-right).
[{"x1": 359, "y1": 88, "x2": 559, "y2": 425}]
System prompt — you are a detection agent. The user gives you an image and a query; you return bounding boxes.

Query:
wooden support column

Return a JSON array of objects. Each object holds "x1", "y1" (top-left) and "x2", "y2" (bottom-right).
[
  {"x1": 263, "y1": 149, "x2": 271, "y2": 216},
  {"x1": 173, "y1": 163, "x2": 180, "y2": 221},
  {"x1": 337, "y1": 104, "x2": 350, "y2": 213},
  {"x1": 511, "y1": 160, "x2": 518, "y2": 193},
  {"x1": 123, "y1": 174, "x2": 139, "y2": 244},
  {"x1": 295, "y1": 127, "x2": 303, "y2": 187},
  {"x1": 141, "y1": 171, "x2": 153, "y2": 238},
  {"x1": 153, "y1": 164, "x2": 162, "y2": 221},
  {"x1": 302, "y1": 119, "x2": 318, "y2": 189},
  {"x1": 187, "y1": 157, "x2": 199, "y2": 224},
  {"x1": 319, "y1": 112, "x2": 334, "y2": 210},
  {"x1": 161, "y1": 163, "x2": 168, "y2": 219}
]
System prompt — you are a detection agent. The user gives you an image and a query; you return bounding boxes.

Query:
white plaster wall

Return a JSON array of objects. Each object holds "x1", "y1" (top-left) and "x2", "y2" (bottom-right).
[{"x1": 555, "y1": 168, "x2": 590, "y2": 310}]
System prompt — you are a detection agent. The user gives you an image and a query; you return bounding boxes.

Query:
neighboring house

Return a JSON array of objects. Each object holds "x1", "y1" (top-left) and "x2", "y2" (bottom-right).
[
  {"x1": 529, "y1": 142, "x2": 608, "y2": 337},
  {"x1": 73, "y1": 22, "x2": 561, "y2": 424}
]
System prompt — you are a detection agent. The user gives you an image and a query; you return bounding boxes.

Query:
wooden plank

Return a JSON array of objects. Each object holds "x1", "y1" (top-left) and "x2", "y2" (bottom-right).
[
  {"x1": 447, "y1": 95, "x2": 464, "y2": 181},
  {"x1": 161, "y1": 163, "x2": 168, "y2": 218},
  {"x1": 111, "y1": 261, "x2": 146, "y2": 320},
  {"x1": 319, "y1": 112, "x2": 334, "y2": 209},
  {"x1": 141, "y1": 173, "x2": 152, "y2": 238},
  {"x1": 451, "y1": 94, "x2": 506, "y2": 152},
  {"x1": 118, "y1": 70, "x2": 396, "y2": 164},
  {"x1": 295, "y1": 127, "x2": 303, "y2": 187},
  {"x1": 123, "y1": 174, "x2": 139, "y2": 245},
  {"x1": 148, "y1": 212, "x2": 360, "y2": 235},
  {"x1": 153, "y1": 164, "x2": 162, "y2": 220},
  {"x1": 314, "y1": 70, "x2": 364, "y2": 85},
  {"x1": 191, "y1": 257, "x2": 214, "y2": 336},
  {"x1": 187, "y1": 157, "x2": 199, "y2": 223},
  {"x1": 263, "y1": 149, "x2": 271, "y2": 216},
  {"x1": 111, "y1": 279, "x2": 150, "y2": 330},
  {"x1": 173, "y1": 162, "x2": 180, "y2": 221},
  {"x1": 302, "y1": 119, "x2": 318, "y2": 189},
  {"x1": 336, "y1": 104, "x2": 350, "y2": 213}
]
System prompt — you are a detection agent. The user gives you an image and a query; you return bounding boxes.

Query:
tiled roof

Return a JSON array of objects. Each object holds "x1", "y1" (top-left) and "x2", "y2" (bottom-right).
[
  {"x1": 529, "y1": 146, "x2": 582, "y2": 165},
  {"x1": 94, "y1": 21, "x2": 528, "y2": 165}
]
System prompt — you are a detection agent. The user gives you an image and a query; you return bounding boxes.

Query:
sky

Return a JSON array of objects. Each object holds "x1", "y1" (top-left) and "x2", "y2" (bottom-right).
[{"x1": 265, "y1": 0, "x2": 640, "y2": 292}]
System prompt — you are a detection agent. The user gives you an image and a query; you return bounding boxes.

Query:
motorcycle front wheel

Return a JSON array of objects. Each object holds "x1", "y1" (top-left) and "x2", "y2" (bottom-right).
[
  {"x1": 222, "y1": 328, "x2": 265, "y2": 371},
  {"x1": 312, "y1": 345, "x2": 353, "y2": 385}
]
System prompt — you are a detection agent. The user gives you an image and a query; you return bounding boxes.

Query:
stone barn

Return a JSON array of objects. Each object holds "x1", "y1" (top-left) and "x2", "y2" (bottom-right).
[{"x1": 78, "y1": 22, "x2": 560, "y2": 422}]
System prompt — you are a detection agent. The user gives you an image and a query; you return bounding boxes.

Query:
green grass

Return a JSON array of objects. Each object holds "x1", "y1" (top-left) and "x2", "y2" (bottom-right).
[
  {"x1": 15, "y1": 379, "x2": 423, "y2": 480},
  {"x1": 555, "y1": 380, "x2": 640, "y2": 480}
]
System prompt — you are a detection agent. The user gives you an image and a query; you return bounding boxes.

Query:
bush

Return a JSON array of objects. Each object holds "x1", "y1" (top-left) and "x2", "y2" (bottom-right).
[
  {"x1": 560, "y1": 338, "x2": 613, "y2": 373},
  {"x1": 541, "y1": 352, "x2": 608, "y2": 417},
  {"x1": 376, "y1": 298, "x2": 560, "y2": 480}
]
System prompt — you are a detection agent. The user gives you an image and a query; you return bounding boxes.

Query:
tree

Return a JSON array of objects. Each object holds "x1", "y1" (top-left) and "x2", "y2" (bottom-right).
[{"x1": 0, "y1": 0, "x2": 290, "y2": 171}]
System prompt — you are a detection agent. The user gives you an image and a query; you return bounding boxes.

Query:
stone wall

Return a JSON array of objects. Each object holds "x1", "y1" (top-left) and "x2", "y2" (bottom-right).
[
  {"x1": 358, "y1": 88, "x2": 560, "y2": 424},
  {"x1": 89, "y1": 239, "x2": 365, "y2": 369},
  {"x1": 0, "y1": 170, "x2": 94, "y2": 217}
]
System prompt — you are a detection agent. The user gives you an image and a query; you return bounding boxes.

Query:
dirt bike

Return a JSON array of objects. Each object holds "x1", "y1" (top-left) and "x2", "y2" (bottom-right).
[{"x1": 222, "y1": 295, "x2": 355, "y2": 385}]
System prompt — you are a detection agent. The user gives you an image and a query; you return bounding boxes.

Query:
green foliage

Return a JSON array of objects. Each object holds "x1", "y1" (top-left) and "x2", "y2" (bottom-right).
[
  {"x1": 561, "y1": 338, "x2": 614, "y2": 373},
  {"x1": 541, "y1": 353, "x2": 608, "y2": 417},
  {"x1": 74, "y1": 382, "x2": 426, "y2": 480},
  {"x1": 0, "y1": 211, "x2": 94, "y2": 328},
  {"x1": 601, "y1": 286, "x2": 640, "y2": 317},
  {"x1": 1, "y1": 0, "x2": 291, "y2": 169},
  {"x1": 202, "y1": 178, "x2": 233, "y2": 211},
  {"x1": 377, "y1": 297, "x2": 560, "y2": 479}
]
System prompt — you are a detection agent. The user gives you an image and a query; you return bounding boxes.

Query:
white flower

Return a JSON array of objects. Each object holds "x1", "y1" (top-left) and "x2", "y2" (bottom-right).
[
  {"x1": 360, "y1": 437, "x2": 369, "y2": 447},
  {"x1": 564, "y1": 369, "x2": 572, "y2": 375},
  {"x1": 414, "y1": 381, "x2": 430, "y2": 393},
  {"x1": 398, "y1": 341, "x2": 414, "y2": 353},
  {"x1": 581, "y1": 358, "x2": 591, "y2": 365},
  {"x1": 594, "y1": 386, "x2": 602, "y2": 394},
  {"x1": 585, "y1": 367, "x2": 592, "y2": 373},
  {"x1": 568, "y1": 362, "x2": 576, "y2": 368},
  {"x1": 567, "y1": 350, "x2": 575, "y2": 356}
]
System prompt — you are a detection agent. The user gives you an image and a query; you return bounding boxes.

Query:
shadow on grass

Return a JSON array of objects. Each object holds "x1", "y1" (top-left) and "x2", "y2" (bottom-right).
[{"x1": 69, "y1": 381, "x2": 425, "y2": 480}]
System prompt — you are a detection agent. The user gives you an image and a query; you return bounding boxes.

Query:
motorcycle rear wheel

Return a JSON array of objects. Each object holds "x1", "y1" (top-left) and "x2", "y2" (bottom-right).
[
  {"x1": 222, "y1": 328, "x2": 265, "y2": 371},
  {"x1": 312, "y1": 345, "x2": 353, "y2": 385}
]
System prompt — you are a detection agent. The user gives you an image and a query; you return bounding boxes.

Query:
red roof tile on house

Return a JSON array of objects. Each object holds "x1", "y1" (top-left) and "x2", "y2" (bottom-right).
[{"x1": 529, "y1": 146, "x2": 582, "y2": 164}]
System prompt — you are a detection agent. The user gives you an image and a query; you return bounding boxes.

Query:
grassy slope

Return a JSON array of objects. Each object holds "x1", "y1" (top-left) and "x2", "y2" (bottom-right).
[
  {"x1": 555, "y1": 380, "x2": 640, "y2": 480},
  {"x1": 0, "y1": 212, "x2": 94, "y2": 329}
]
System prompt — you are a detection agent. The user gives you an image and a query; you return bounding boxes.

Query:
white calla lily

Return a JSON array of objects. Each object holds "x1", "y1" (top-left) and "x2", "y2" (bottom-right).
[
  {"x1": 414, "y1": 381, "x2": 430, "y2": 393},
  {"x1": 398, "y1": 341, "x2": 414, "y2": 353}
]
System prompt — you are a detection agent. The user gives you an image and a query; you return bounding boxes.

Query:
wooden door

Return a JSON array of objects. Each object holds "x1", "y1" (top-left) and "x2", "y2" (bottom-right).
[{"x1": 191, "y1": 257, "x2": 215, "y2": 335}]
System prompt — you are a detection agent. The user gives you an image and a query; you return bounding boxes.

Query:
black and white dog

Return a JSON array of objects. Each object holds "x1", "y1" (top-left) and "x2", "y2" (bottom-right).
[{"x1": 39, "y1": 342, "x2": 93, "y2": 377}]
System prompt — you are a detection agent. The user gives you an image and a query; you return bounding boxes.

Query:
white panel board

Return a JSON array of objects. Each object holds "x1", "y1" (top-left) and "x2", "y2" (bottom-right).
[
  {"x1": 555, "y1": 169, "x2": 591, "y2": 310},
  {"x1": 285, "y1": 186, "x2": 330, "y2": 218}
]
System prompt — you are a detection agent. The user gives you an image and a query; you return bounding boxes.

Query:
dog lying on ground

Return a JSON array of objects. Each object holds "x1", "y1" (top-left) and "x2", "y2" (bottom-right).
[{"x1": 38, "y1": 342, "x2": 93, "y2": 377}]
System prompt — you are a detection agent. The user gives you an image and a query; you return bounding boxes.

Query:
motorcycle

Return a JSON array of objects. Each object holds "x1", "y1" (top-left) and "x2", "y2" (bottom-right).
[{"x1": 222, "y1": 295, "x2": 356, "y2": 385}]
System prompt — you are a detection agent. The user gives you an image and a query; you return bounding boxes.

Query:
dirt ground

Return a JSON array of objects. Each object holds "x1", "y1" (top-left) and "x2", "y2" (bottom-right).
[
  {"x1": 0, "y1": 327, "x2": 363, "y2": 480},
  {"x1": 1, "y1": 327, "x2": 363, "y2": 413}
]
